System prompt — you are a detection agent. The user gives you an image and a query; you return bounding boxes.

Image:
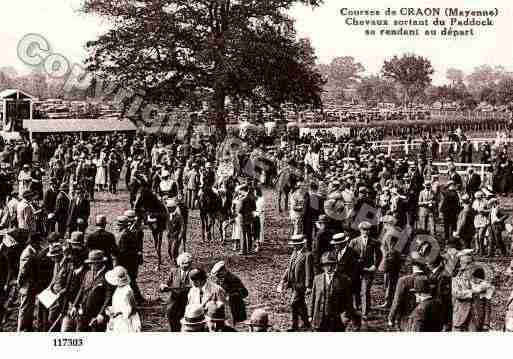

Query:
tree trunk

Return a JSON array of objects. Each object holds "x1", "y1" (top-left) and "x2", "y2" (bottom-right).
[{"x1": 213, "y1": 86, "x2": 227, "y2": 139}]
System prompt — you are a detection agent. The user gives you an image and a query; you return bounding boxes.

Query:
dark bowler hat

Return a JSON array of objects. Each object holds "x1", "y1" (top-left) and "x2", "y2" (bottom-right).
[
  {"x1": 84, "y1": 250, "x2": 107, "y2": 264},
  {"x1": 320, "y1": 252, "x2": 337, "y2": 265}
]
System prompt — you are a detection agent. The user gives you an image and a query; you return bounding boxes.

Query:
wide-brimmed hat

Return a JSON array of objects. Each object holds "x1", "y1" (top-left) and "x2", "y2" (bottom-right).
[
  {"x1": 105, "y1": 266, "x2": 131, "y2": 287},
  {"x1": 244, "y1": 309, "x2": 270, "y2": 328},
  {"x1": 330, "y1": 232, "x2": 349, "y2": 245},
  {"x1": 211, "y1": 261, "x2": 225, "y2": 276},
  {"x1": 180, "y1": 304, "x2": 207, "y2": 326},
  {"x1": 288, "y1": 234, "x2": 306, "y2": 245},
  {"x1": 84, "y1": 249, "x2": 107, "y2": 264},
  {"x1": 205, "y1": 302, "x2": 226, "y2": 322}
]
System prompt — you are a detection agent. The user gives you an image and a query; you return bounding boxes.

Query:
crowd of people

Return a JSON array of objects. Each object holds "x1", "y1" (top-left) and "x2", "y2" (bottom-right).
[{"x1": 0, "y1": 126, "x2": 512, "y2": 333}]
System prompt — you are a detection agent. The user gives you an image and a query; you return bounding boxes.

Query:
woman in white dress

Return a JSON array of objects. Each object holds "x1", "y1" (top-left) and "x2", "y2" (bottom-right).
[
  {"x1": 105, "y1": 266, "x2": 142, "y2": 333},
  {"x1": 95, "y1": 151, "x2": 107, "y2": 191}
]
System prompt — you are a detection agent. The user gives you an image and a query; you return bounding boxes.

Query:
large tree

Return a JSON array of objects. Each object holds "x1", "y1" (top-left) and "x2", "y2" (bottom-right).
[
  {"x1": 381, "y1": 53, "x2": 434, "y2": 106},
  {"x1": 81, "y1": 0, "x2": 324, "y2": 136},
  {"x1": 356, "y1": 75, "x2": 398, "y2": 104}
]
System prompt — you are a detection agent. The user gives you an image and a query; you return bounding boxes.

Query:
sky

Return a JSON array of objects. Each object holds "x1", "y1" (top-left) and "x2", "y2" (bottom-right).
[{"x1": 1, "y1": 0, "x2": 512, "y2": 85}]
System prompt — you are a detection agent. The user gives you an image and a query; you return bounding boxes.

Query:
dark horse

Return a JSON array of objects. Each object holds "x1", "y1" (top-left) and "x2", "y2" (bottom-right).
[
  {"x1": 134, "y1": 185, "x2": 168, "y2": 269},
  {"x1": 197, "y1": 185, "x2": 223, "y2": 242},
  {"x1": 274, "y1": 164, "x2": 298, "y2": 213}
]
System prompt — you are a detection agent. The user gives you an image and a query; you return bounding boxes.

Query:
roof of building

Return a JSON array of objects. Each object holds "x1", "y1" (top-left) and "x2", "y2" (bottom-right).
[
  {"x1": 0, "y1": 89, "x2": 35, "y2": 100},
  {"x1": 23, "y1": 118, "x2": 137, "y2": 133}
]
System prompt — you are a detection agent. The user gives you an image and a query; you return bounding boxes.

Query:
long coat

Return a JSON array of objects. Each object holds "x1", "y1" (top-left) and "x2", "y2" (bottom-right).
[
  {"x1": 17, "y1": 244, "x2": 39, "y2": 295},
  {"x1": 309, "y1": 272, "x2": 359, "y2": 331},
  {"x1": 164, "y1": 268, "x2": 191, "y2": 323},
  {"x1": 72, "y1": 266, "x2": 112, "y2": 327},
  {"x1": 281, "y1": 249, "x2": 314, "y2": 294},
  {"x1": 215, "y1": 271, "x2": 249, "y2": 323},
  {"x1": 53, "y1": 191, "x2": 70, "y2": 227},
  {"x1": 389, "y1": 273, "x2": 421, "y2": 331},
  {"x1": 67, "y1": 196, "x2": 90, "y2": 232}
]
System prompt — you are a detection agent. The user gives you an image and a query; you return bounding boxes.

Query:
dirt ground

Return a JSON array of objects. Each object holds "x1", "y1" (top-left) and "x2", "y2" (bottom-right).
[{"x1": 3, "y1": 183, "x2": 513, "y2": 332}]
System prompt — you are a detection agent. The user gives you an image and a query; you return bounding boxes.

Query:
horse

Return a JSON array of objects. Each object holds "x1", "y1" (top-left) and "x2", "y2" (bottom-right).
[
  {"x1": 197, "y1": 185, "x2": 223, "y2": 243},
  {"x1": 273, "y1": 165, "x2": 298, "y2": 213},
  {"x1": 134, "y1": 186, "x2": 168, "y2": 270}
]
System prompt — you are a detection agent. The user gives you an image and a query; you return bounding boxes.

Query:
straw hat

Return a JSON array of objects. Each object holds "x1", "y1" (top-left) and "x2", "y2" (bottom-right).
[
  {"x1": 288, "y1": 234, "x2": 306, "y2": 245},
  {"x1": 330, "y1": 232, "x2": 349, "y2": 245}
]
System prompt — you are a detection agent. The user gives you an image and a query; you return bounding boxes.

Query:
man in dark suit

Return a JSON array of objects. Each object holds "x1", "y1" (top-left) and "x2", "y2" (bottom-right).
[
  {"x1": 42, "y1": 178, "x2": 58, "y2": 217},
  {"x1": 408, "y1": 275, "x2": 444, "y2": 332},
  {"x1": 70, "y1": 250, "x2": 112, "y2": 332},
  {"x1": 388, "y1": 256, "x2": 426, "y2": 331},
  {"x1": 278, "y1": 234, "x2": 313, "y2": 331},
  {"x1": 303, "y1": 182, "x2": 324, "y2": 249},
  {"x1": 160, "y1": 252, "x2": 193, "y2": 331},
  {"x1": 17, "y1": 232, "x2": 42, "y2": 331},
  {"x1": 465, "y1": 168, "x2": 481, "y2": 198},
  {"x1": 116, "y1": 215, "x2": 144, "y2": 304},
  {"x1": 67, "y1": 186, "x2": 90, "y2": 234},
  {"x1": 85, "y1": 215, "x2": 119, "y2": 269},
  {"x1": 210, "y1": 261, "x2": 248, "y2": 325},
  {"x1": 348, "y1": 221, "x2": 382, "y2": 320},
  {"x1": 428, "y1": 255, "x2": 453, "y2": 331},
  {"x1": 454, "y1": 194, "x2": 474, "y2": 249},
  {"x1": 309, "y1": 252, "x2": 361, "y2": 332},
  {"x1": 330, "y1": 232, "x2": 357, "y2": 287},
  {"x1": 439, "y1": 182, "x2": 461, "y2": 243},
  {"x1": 53, "y1": 183, "x2": 70, "y2": 236}
]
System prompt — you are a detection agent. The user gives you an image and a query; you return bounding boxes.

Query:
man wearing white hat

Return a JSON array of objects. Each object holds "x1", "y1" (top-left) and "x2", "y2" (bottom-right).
[{"x1": 278, "y1": 234, "x2": 313, "y2": 330}]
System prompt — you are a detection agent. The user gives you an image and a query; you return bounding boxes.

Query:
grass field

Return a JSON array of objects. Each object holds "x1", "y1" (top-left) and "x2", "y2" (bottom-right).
[{"x1": 3, "y1": 183, "x2": 513, "y2": 332}]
